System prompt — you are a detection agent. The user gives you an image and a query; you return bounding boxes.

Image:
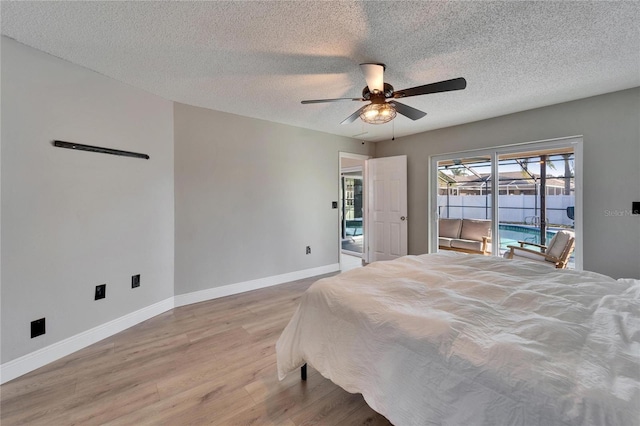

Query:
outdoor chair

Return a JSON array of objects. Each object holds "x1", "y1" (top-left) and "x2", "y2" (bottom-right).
[{"x1": 504, "y1": 230, "x2": 575, "y2": 269}]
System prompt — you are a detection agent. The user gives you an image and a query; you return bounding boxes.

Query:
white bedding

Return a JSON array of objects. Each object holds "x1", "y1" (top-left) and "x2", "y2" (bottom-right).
[{"x1": 276, "y1": 252, "x2": 640, "y2": 425}]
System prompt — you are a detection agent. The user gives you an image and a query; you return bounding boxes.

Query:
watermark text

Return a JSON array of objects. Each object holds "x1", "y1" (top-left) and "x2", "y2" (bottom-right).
[{"x1": 604, "y1": 209, "x2": 637, "y2": 217}]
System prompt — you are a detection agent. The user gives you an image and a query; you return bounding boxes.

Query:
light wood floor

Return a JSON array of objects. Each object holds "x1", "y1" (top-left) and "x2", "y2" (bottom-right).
[{"x1": 0, "y1": 275, "x2": 392, "y2": 425}]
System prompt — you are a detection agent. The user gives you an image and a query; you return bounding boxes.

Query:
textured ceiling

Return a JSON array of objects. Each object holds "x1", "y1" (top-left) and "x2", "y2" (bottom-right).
[{"x1": 2, "y1": 1, "x2": 639, "y2": 142}]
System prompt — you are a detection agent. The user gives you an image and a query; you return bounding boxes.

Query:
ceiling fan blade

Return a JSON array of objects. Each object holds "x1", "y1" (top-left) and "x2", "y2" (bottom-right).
[
  {"x1": 390, "y1": 101, "x2": 427, "y2": 121},
  {"x1": 393, "y1": 77, "x2": 467, "y2": 98},
  {"x1": 359, "y1": 63, "x2": 385, "y2": 93},
  {"x1": 301, "y1": 97, "x2": 364, "y2": 104},
  {"x1": 341, "y1": 105, "x2": 368, "y2": 125}
]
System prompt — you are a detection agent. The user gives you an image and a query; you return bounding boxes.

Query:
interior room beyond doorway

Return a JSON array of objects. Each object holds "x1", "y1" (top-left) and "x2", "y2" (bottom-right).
[{"x1": 340, "y1": 156, "x2": 365, "y2": 257}]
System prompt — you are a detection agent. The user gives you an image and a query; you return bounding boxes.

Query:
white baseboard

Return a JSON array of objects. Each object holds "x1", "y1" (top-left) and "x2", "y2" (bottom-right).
[
  {"x1": 174, "y1": 263, "x2": 339, "y2": 307},
  {"x1": 0, "y1": 263, "x2": 339, "y2": 384},
  {"x1": 0, "y1": 297, "x2": 174, "y2": 384}
]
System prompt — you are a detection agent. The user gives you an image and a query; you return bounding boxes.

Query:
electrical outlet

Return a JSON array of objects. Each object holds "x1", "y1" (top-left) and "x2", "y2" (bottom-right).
[
  {"x1": 306, "y1": 246, "x2": 311, "y2": 255},
  {"x1": 95, "y1": 284, "x2": 106, "y2": 300},
  {"x1": 31, "y1": 318, "x2": 46, "y2": 338},
  {"x1": 132, "y1": 274, "x2": 141, "y2": 288}
]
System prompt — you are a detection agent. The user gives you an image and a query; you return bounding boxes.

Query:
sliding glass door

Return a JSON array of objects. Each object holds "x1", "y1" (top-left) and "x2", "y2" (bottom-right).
[
  {"x1": 497, "y1": 149, "x2": 575, "y2": 266},
  {"x1": 436, "y1": 155, "x2": 493, "y2": 255},
  {"x1": 430, "y1": 137, "x2": 582, "y2": 269}
]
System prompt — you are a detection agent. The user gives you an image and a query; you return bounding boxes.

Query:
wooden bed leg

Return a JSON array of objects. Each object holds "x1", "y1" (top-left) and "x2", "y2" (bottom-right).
[{"x1": 301, "y1": 363, "x2": 307, "y2": 381}]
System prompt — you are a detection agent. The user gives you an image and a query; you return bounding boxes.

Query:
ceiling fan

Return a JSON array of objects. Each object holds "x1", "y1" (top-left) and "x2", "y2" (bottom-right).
[{"x1": 301, "y1": 63, "x2": 466, "y2": 125}]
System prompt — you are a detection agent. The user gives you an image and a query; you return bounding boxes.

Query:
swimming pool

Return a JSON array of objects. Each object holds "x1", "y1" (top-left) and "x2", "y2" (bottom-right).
[{"x1": 498, "y1": 224, "x2": 558, "y2": 251}]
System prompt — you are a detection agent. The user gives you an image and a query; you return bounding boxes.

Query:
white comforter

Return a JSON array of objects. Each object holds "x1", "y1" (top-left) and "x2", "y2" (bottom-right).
[{"x1": 276, "y1": 252, "x2": 640, "y2": 426}]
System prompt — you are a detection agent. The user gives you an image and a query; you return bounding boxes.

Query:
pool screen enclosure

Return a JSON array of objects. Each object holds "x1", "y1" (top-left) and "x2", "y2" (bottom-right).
[{"x1": 436, "y1": 146, "x2": 575, "y2": 262}]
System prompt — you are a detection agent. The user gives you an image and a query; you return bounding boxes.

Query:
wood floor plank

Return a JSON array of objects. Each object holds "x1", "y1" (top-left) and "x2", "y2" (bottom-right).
[
  {"x1": 290, "y1": 387, "x2": 366, "y2": 426},
  {"x1": 340, "y1": 401, "x2": 393, "y2": 426},
  {"x1": 1, "y1": 274, "x2": 390, "y2": 425},
  {"x1": 0, "y1": 378, "x2": 77, "y2": 425},
  {"x1": 68, "y1": 382, "x2": 160, "y2": 425}
]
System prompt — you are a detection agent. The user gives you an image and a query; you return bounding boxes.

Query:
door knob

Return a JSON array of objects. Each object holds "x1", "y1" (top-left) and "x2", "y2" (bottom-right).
[{"x1": 400, "y1": 216, "x2": 406, "y2": 221}]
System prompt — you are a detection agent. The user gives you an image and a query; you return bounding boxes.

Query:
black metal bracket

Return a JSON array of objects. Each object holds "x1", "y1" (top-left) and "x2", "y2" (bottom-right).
[
  {"x1": 301, "y1": 363, "x2": 307, "y2": 381},
  {"x1": 53, "y1": 140, "x2": 149, "y2": 160}
]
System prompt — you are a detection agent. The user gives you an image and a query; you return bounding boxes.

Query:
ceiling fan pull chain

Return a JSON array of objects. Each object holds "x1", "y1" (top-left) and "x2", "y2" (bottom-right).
[{"x1": 392, "y1": 118, "x2": 395, "y2": 141}]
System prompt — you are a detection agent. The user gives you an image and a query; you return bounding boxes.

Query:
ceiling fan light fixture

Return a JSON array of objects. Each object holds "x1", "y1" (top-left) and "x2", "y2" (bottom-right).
[
  {"x1": 360, "y1": 103, "x2": 397, "y2": 124},
  {"x1": 301, "y1": 63, "x2": 465, "y2": 125}
]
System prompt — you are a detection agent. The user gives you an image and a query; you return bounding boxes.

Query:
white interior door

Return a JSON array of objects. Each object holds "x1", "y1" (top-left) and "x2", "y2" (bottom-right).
[{"x1": 366, "y1": 155, "x2": 408, "y2": 262}]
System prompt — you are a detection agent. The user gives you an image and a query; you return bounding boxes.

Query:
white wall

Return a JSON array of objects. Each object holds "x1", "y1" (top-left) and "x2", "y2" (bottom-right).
[
  {"x1": 174, "y1": 103, "x2": 373, "y2": 295},
  {"x1": 1, "y1": 37, "x2": 175, "y2": 364},
  {"x1": 376, "y1": 88, "x2": 640, "y2": 279}
]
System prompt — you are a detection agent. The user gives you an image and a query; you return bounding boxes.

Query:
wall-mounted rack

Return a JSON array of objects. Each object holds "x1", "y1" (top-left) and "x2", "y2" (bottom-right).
[{"x1": 53, "y1": 140, "x2": 150, "y2": 160}]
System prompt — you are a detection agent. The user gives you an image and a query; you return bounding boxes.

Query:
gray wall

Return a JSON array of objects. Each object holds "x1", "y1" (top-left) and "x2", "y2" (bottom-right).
[
  {"x1": 0, "y1": 37, "x2": 372, "y2": 367},
  {"x1": 376, "y1": 88, "x2": 640, "y2": 279},
  {"x1": 1, "y1": 38, "x2": 175, "y2": 363},
  {"x1": 174, "y1": 103, "x2": 373, "y2": 295}
]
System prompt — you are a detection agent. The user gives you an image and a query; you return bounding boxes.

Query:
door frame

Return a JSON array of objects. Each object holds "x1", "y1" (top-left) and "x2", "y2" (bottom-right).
[
  {"x1": 339, "y1": 152, "x2": 371, "y2": 267},
  {"x1": 429, "y1": 135, "x2": 583, "y2": 269}
]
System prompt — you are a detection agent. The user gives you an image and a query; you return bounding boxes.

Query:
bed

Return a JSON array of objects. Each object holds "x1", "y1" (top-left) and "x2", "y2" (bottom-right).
[{"x1": 276, "y1": 252, "x2": 640, "y2": 425}]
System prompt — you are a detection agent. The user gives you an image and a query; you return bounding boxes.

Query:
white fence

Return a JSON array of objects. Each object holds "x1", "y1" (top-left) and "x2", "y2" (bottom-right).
[{"x1": 438, "y1": 195, "x2": 575, "y2": 226}]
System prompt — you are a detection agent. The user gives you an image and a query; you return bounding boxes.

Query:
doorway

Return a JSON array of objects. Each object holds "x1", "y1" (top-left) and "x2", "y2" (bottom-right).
[
  {"x1": 341, "y1": 173, "x2": 363, "y2": 254},
  {"x1": 340, "y1": 153, "x2": 369, "y2": 271}
]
